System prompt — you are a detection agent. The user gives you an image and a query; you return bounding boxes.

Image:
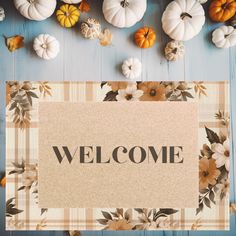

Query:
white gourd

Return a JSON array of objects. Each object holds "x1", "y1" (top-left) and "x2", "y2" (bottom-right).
[
  {"x1": 81, "y1": 18, "x2": 101, "y2": 39},
  {"x1": 0, "y1": 6, "x2": 5, "y2": 21},
  {"x1": 165, "y1": 41, "x2": 185, "y2": 61},
  {"x1": 212, "y1": 26, "x2": 236, "y2": 49},
  {"x1": 122, "y1": 58, "x2": 142, "y2": 80},
  {"x1": 33, "y1": 34, "x2": 60, "y2": 60},
  {"x1": 102, "y1": 0, "x2": 147, "y2": 28},
  {"x1": 14, "y1": 0, "x2": 56, "y2": 21},
  {"x1": 162, "y1": 0, "x2": 205, "y2": 41}
]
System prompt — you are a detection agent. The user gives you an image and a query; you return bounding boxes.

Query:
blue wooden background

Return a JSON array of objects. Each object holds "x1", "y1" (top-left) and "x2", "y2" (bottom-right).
[{"x1": 0, "y1": 0, "x2": 236, "y2": 235}]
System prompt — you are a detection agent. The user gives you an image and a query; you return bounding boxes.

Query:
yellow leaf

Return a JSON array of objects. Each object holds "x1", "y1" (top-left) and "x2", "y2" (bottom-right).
[
  {"x1": 99, "y1": 29, "x2": 113, "y2": 47},
  {"x1": 4, "y1": 35, "x2": 24, "y2": 52},
  {"x1": 79, "y1": 0, "x2": 90, "y2": 13}
]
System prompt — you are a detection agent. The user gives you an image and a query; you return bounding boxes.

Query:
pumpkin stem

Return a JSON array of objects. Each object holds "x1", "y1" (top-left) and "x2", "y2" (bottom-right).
[
  {"x1": 180, "y1": 12, "x2": 192, "y2": 20},
  {"x1": 144, "y1": 29, "x2": 150, "y2": 38},
  {"x1": 41, "y1": 44, "x2": 47, "y2": 49},
  {"x1": 172, "y1": 48, "x2": 178, "y2": 54},
  {"x1": 222, "y1": 2, "x2": 229, "y2": 9},
  {"x1": 121, "y1": 0, "x2": 129, "y2": 8}
]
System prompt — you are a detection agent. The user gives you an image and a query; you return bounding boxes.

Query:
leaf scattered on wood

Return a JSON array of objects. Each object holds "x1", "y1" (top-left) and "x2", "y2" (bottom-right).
[
  {"x1": 68, "y1": 230, "x2": 82, "y2": 236},
  {"x1": 4, "y1": 35, "x2": 24, "y2": 52},
  {"x1": 0, "y1": 175, "x2": 6, "y2": 187},
  {"x1": 230, "y1": 203, "x2": 236, "y2": 214},
  {"x1": 79, "y1": 0, "x2": 90, "y2": 12},
  {"x1": 99, "y1": 29, "x2": 113, "y2": 46}
]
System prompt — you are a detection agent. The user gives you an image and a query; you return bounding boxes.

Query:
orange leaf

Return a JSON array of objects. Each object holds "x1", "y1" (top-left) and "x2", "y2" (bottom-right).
[
  {"x1": 79, "y1": 0, "x2": 90, "y2": 13},
  {"x1": 99, "y1": 29, "x2": 113, "y2": 47},
  {"x1": 0, "y1": 176, "x2": 6, "y2": 188},
  {"x1": 4, "y1": 35, "x2": 24, "y2": 52}
]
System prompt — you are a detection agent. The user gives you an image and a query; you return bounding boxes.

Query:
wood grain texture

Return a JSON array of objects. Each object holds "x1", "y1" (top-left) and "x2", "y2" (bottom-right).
[{"x1": 0, "y1": 0, "x2": 236, "y2": 235}]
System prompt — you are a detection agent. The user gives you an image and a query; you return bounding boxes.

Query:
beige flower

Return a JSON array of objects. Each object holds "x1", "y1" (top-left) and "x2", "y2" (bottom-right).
[
  {"x1": 143, "y1": 217, "x2": 171, "y2": 230},
  {"x1": 107, "y1": 82, "x2": 128, "y2": 92},
  {"x1": 199, "y1": 157, "x2": 220, "y2": 190},
  {"x1": 22, "y1": 164, "x2": 37, "y2": 187},
  {"x1": 212, "y1": 139, "x2": 230, "y2": 171},
  {"x1": 107, "y1": 219, "x2": 133, "y2": 230},
  {"x1": 116, "y1": 84, "x2": 143, "y2": 101},
  {"x1": 138, "y1": 82, "x2": 166, "y2": 101},
  {"x1": 216, "y1": 179, "x2": 229, "y2": 198}
]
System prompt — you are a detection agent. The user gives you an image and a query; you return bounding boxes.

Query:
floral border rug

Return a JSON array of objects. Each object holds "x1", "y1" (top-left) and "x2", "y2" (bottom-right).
[{"x1": 6, "y1": 81, "x2": 230, "y2": 230}]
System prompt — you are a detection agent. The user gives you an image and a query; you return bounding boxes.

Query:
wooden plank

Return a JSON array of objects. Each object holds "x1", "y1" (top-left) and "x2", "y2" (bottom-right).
[
  {"x1": 185, "y1": 3, "x2": 230, "y2": 82},
  {"x1": 6, "y1": 6, "x2": 64, "y2": 81},
  {"x1": 0, "y1": 1, "x2": 15, "y2": 81}
]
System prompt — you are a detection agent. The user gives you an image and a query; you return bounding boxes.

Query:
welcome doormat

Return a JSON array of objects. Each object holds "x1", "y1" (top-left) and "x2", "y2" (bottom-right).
[{"x1": 5, "y1": 81, "x2": 230, "y2": 230}]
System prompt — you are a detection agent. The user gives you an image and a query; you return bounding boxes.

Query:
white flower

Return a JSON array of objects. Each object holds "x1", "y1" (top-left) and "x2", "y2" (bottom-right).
[
  {"x1": 212, "y1": 139, "x2": 230, "y2": 171},
  {"x1": 116, "y1": 84, "x2": 143, "y2": 101}
]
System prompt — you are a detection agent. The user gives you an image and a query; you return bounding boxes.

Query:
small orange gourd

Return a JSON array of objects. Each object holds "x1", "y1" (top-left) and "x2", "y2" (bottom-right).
[
  {"x1": 209, "y1": 0, "x2": 236, "y2": 22},
  {"x1": 134, "y1": 27, "x2": 156, "y2": 49}
]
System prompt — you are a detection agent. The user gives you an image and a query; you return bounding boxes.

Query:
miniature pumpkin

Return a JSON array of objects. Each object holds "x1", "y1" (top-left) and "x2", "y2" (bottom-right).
[
  {"x1": 212, "y1": 26, "x2": 236, "y2": 48},
  {"x1": 165, "y1": 41, "x2": 185, "y2": 61},
  {"x1": 209, "y1": 0, "x2": 236, "y2": 22},
  {"x1": 134, "y1": 27, "x2": 156, "y2": 49},
  {"x1": 33, "y1": 34, "x2": 60, "y2": 60},
  {"x1": 81, "y1": 18, "x2": 101, "y2": 39},
  {"x1": 13, "y1": 0, "x2": 56, "y2": 21},
  {"x1": 56, "y1": 4, "x2": 80, "y2": 28},
  {"x1": 162, "y1": 0, "x2": 205, "y2": 41},
  {"x1": 102, "y1": 0, "x2": 147, "y2": 28},
  {"x1": 122, "y1": 58, "x2": 142, "y2": 80},
  {"x1": 62, "y1": 0, "x2": 82, "y2": 3},
  {"x1": 0, "y1": 6, "x2": 5, "y2": 21}
]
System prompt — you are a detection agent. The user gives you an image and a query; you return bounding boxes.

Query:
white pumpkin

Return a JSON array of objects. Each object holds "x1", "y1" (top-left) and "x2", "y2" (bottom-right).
[
  {"x1": 165, "y1": 40, "x2": 185, "y2": 61},
  {"x1": 102, "y1": 0, "x2": 147, "y2": 28},
  {"x1": 81, "y1": 18, "x2": 101, "y2": 39},
  {"x1": 162, "y1": 0, "x2": 205, "y2": 41},
  {"x1": 14, "y1": 0, "x2": 56, "y2": 21},
  {"x1": 0, "y1": 6, "x2": 5, "y2": 21},
  {"x1": 212, "y1": 26, "x2": 236, "y2": 49},
  {"x1": 33, "y1": 34, "x2": 60, "y2": 60},
  {"x1": 61, "y1": 0, "x2": 82, "y2": 3},
  {"x1": 122, "y1": 58, "x2": 142, "y2": 80}
]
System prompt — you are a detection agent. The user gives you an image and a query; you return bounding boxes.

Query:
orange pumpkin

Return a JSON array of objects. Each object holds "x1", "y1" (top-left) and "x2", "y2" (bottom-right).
[
  {"x1": 209, "y1": 0, "x2": 236, "y2": 22},
  {"x1": 134, "y1": 27, "x2": 156, "y2": 49}
]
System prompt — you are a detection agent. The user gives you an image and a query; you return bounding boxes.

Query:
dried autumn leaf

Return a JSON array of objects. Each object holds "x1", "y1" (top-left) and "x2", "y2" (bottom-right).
[
  {"x1": 99, "y1": 29, "x2": 113, "y2": 46},
  {"x1": 79, "y1": 0, "x2": 90, "y2": 12},
  {"x1": 230, "y1": 203, "x2": 236, "y2": 214},
  {"x1": 4, "y1": 35, "x2": 24, "y2": 52},
  {"x1": 69, "y1": 231, "x2": 82, "y2": 236},
  {"x1": 0, "y1": 176, "x2": 6, "y2": 187}
]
